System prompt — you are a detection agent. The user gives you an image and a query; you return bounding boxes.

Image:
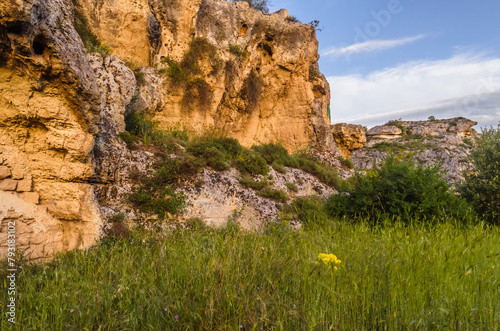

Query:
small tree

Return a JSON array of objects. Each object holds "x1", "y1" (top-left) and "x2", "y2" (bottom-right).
[
  {"x1": 459, "y1": 125, "x2": 500, "y2": 224},
  {"x1": 232, "y1": 0, "x2": 270, "y2": 13}
]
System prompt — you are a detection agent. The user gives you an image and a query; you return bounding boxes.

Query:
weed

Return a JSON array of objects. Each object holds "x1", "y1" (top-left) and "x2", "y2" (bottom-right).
[
  {"x1": 228, "y1": 44, "x2": 246, "y2": 58},
  {"x1": 309, "y1": 65, "x2": 319, "y2": 81},
  {"x1": 134, "y1": 70, "x2": 146, "y2": 85},
  {"x1": 257, "y1": 188, "x2": 288, "y2": 203},
  {"x1": 337, "y1": 156, "x2": 354, "y2": 169},
  {"x1": 285, "y1": 16, "x2": 300, "y2": 23},
  {"x1": 108, "y1": 212, "x2": 125, "y2": 223},
  {"x1": 285, "y1": 182, "x2": 298, "y2": 192},
  {"x1": 238, "y1": 176, "x2": 269, "y2": 190}
]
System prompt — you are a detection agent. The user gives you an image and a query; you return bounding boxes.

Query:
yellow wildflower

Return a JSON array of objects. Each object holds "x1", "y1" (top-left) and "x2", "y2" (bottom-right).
[{"x1": 317, "y1": 253, "x2": 341, "y2": 266}]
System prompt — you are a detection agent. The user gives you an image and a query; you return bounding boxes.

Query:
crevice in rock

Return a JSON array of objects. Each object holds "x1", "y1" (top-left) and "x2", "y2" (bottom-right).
[
  {"x1": 32, "y1": 34, "x2": 47, "y2": 55},
  {"x1": 148, "y1": 12, "x2": 162, "y2": 65}
]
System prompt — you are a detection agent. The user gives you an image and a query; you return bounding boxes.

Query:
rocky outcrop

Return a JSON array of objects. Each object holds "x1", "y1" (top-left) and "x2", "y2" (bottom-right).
[
  {"x1": 0, "y1": 0, "x2": 105, "y2": 258},
  {"x1": 331, "y1": 123, "x2": 366, "y2": 159},
  {"x1": 0, "y1": 0, "x2": 338, "y2": 258},
  {"x1": 366, "y1": 125, "x2": 402, "y2": 138},
  {"x1": 351, "y1": 117, "x2": 478, "y2": 182},
  {"x1": 77, "y1": 0, "x2": 337, "y2": 153}
]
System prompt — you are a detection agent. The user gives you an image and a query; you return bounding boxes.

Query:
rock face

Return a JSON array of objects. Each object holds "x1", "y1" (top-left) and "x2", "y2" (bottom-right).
[
  {"x1": 331, "y1": 123, "x2": 366, "y2": 159},
  {"x1": 0, "y1": 0, "x2": 338, "y2": 258},
  {"x1": 0, "y1": 0, "x2": 104, "y2": 257},
  {"x1": 351, "y1": 118, "x2": 478, "y2": 182},
  {"x1": 78, "y1": 0, "x2": 337, "y2": 153}
]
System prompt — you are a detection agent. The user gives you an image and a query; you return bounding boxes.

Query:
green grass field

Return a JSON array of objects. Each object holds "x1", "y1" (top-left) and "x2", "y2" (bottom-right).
[{"x1": 1, "y1": 220, "x2": 499, "y2": 330}]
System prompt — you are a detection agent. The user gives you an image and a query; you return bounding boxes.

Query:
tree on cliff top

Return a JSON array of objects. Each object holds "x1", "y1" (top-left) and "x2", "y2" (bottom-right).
[
  {"x1": 232, "y1": 0, "x2": 270, "y2": 13},
  {"x1": 459, "y1": 125, "x2": 500, "y2": 225}
]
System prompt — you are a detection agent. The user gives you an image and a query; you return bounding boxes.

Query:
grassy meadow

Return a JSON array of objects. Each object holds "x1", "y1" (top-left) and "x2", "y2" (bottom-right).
[{"x1": 1, "y1": 219, "x2": 499, "y2": 330}]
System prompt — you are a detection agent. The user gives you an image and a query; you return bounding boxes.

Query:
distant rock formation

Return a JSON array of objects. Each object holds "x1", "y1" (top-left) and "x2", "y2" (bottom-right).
[
  {"x1": 351, "y1": 117, "x2": 478, "y2": 182},
  {"x1": 330, "y1": 123, "x2": 367, "y2": 159}
]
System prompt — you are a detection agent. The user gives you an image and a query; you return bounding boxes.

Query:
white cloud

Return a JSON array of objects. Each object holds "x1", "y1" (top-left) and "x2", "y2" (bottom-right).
[
  {"x1": 327, "y1": 53, "x2": 500, "y2": 129},
  {"x1": 321, "y1": 34, "x2": 426, "y2": 58}
]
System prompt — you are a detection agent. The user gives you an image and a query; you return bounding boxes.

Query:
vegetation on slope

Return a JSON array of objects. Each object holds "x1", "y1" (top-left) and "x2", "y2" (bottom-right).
[
  {"x1": 119, "y1": 110, "x2": 349, "y2": 217},
  {"x1": 72, "y1": 0, "x2": 111, "y2": 56}
]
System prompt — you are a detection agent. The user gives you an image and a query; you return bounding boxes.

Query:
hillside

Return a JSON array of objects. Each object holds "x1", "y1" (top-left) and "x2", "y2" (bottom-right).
[{"x1": 0, "y1": 0, "x2": 341, "y2": 258}]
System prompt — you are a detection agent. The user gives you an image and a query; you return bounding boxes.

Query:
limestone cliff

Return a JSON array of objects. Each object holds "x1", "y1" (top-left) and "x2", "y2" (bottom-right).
[
  {"x1": 0, "y1": 0, "x2": 338, "y2": 258},
  {"x1": 77, "y1": 0, "x2": 336, "y2": 152},
  {"x1": 351, "y1": 117, "x2": 478, "y2": 183}
]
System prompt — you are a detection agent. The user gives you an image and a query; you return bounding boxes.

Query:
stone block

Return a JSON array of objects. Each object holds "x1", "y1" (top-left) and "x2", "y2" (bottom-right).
[
  {"x1": 16, "y1": 178, "x2": 32, "y2": 192},
  {"x1": 0, "y1": 178, "x2": 17, "y2": 191},
  {"x1": 22, "y1": 192, "x2": 40, "y2": 204},
  {"x1": 0, "y1": 166, "x2": 11, "y2": 179},
  {"x1": 11, "y1": 168, "x2": 24, "y2": 180}
]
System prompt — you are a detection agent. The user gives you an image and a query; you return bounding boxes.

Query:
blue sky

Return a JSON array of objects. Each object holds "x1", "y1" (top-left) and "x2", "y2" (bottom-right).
[{"x1": 270, "y1": 0, "x2": 500, "y2": 129}]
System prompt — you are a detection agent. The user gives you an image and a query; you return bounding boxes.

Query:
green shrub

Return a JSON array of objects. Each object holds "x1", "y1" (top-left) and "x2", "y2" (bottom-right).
[
  {"x1": 202, "y1": 147, "x2": 230, "y2": 171},
  {"x1": 118, "y1": 131, "x2": 139, "y2": 150},
  {"x1": 337, "y1": 156, "x2": 354, "y2": 169},
  {"x1": 234, "y1": 150, "x2": 269, "y2": 176},
  {"x1": 285, "y1": 182, "x2": 298, "y2": 192},
  {"x1": 238, "y1": 176, "x2": 269, "y2": 190},
  {"x1": 280, "y1": 196, "x2": 328, "y2": 227},
  {"x1": 257, "y1": 188, "x2": 288, "y2": 203},
  {"x1": 251, "y1": 144, "x2": 347, "y2": 189},
  {"x1": 186, "y1": 137, "x2": 244, "y2": 171},
  {"x1": 129, "y1": 186, "x2": 186, "y2": 220},
  {"x1": 271, "y1": 161, "x2": 287, "y2": 173},
  {"x1": 252, "y1": 143, "x2": 291, "y2": 165},
  {"x1": 294, "y1": 156, "x2": 340, "y2": 188},
  {"x1": 326, "y1": 157, "x2": 474, "y2": 223},
  {"x1": 124, "y1": 110, "x2": 186, "y2": 151},
  {"x1": 459, "y1": 125, "x2": 500, "y2": 224},
  {"x1": 187, "y1": 141, "x2": 230, "y2": 171},
  {"x1": 108, "y1": 212, "x2": 125, "y2": 223},
  {"x1": 215, "y1": 137, "x2": 243, "y2": 158},
  {"x1": 228, "y1": 44, "x2": 246, "y2": 58}
]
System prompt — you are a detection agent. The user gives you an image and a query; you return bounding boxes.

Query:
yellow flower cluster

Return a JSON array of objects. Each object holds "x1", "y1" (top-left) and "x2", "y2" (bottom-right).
[{"x1": 316, "y1": 253, "x2": 341, "y2": 270}]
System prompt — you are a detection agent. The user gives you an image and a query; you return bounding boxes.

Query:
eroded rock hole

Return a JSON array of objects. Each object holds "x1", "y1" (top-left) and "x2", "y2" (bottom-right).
[
  {"x1": 262, "y1": 44, "x2": 273, "y2": 57},
  {"x1": 7, "y1": 23, "x2": 24, "y2": 35},
  {"x1": 239, "y1": 24, "x2": 248, "y2": 36},
  {"x1": 32, "y1": 34, "x2": 46, "y2": 55}
]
